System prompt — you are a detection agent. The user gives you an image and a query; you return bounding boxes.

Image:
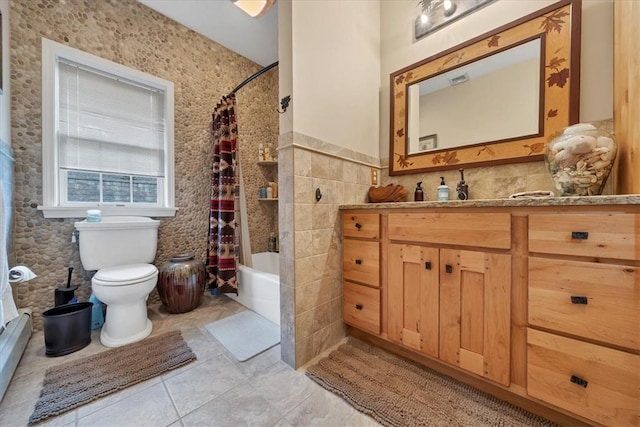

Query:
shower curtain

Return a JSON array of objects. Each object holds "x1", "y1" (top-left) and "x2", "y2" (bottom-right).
[{"x1": 207, "y1": 95, "x2": 239, "y2": 295}]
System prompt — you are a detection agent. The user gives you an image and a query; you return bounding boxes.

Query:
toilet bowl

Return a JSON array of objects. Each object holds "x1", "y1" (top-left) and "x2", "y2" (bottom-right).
[
  {"x1": 92, "y1": 264, "x2": 158, "y2": 347},
  {"x1": 74, "y1": 216, "x2": 160, "y2": 348}
]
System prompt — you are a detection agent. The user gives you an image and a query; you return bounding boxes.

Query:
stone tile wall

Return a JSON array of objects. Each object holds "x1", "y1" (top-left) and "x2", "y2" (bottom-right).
[
  {"x1": 279, "y1": 132, "x2": 376, "y2": 367},
  {"x1": 10, "y1": 0, "x2": 278, "y2": 330}
]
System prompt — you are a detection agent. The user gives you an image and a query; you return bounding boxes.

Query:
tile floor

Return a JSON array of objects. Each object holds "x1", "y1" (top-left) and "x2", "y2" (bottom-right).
[{"x1": 0, "y1": 295, "x2": 380, "y2": 427}]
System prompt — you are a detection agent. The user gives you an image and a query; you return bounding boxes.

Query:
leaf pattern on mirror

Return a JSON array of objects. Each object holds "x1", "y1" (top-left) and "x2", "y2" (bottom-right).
[
  {"x1": 523, "y1": 142, "x2": 545, "y2": 155},
  {"x1": 396, "y1": 91, "x2": 404, "y2": 99},
  {"x1": 396, "y1": 153, "x2": 413, "y2": 169},
  {"x1": 396, "y1": 128, "x2": 405, "y2": 138},
  {"x1": 432, "y1": 151, "x2": 459, "y2": 165},
  {"x1": 547, "y1": 109, "x2": 558, "y2": 119},
  {"x1": 477, "y1": 145, "x2": 496, "y2": 156},
  {"x1": 547, "y1": 67, "x2": 570, "y2": 88},
  {"x1": 540, "y1": 9, "x2": 569, "y2": 34},
  {"x1": 487, "y1": 35, "x2": 500, "y2": 48},
  {"x1": 439, "y1": 52, "x2": 465, "y2": 71},
  {"x1": 546, "y1": 56, "x2": 569, "y2": 88},
  {"x1": 395, "y1": 75, "x2": 405, "y2": 85}
]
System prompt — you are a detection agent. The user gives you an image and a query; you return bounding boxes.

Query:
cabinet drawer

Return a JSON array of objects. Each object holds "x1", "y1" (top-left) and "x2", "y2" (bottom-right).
[
  {"x1": 343, "y1": 281, "x2": 380, "y2": 334},
  {"x1": 342, "y1": 213, "x2": 379, "y2": 239},
  {"x1": 527, "y1": 329, "x2": 640, "y2": 426},
  {"x1": 529, "y1": 213, "x2": 640, "y2": 260},
  {"x1": 529, "y1": 257, "x2": 640, "y2": 350},
  {"x1": 343, "y1": 239, "x2": 380, "y2": 286},
  {"x1": 388, "y1": 213, "x2": 511, "y2": 249}
]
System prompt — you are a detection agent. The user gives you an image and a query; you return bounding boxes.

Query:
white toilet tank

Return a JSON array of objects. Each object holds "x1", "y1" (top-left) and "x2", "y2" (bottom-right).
[{"x1": 74, "y1": 216, "x2": 160, "y2": 271}]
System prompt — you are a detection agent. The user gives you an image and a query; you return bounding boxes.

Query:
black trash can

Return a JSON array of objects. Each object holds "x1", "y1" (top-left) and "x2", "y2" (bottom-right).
[{"x1": 42, "y1": 302, "x2": 93, "y2": 357}]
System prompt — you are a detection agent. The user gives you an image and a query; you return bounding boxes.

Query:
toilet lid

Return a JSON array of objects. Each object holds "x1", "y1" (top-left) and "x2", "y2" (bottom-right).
[{"x1": 93, "y1": 264, "x2": 158, "y2": 285}]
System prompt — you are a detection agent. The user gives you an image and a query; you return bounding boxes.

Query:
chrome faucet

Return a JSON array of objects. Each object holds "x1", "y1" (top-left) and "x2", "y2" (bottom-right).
[{"x1": 457, "y1": 168, "x2": 469, "y2": 200}]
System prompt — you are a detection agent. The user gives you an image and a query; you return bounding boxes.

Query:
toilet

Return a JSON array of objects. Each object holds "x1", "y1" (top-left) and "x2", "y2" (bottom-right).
[{"x1": 74, "y1": 216, "x2": 160, "y2": 347}]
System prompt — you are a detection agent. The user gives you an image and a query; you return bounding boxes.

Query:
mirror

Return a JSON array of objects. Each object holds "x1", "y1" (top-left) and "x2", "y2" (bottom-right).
[
  {"x1": 408, "y1": 39, "x2": 541, "y2": 154},
  {"x1": 390, "y1": 0, "x2": 581, "y2": 175}
]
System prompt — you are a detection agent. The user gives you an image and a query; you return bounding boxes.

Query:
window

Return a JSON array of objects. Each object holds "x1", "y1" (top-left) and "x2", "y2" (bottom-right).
[{"x1": 39, "y1": 38, "x2": 177, "y2": 218}]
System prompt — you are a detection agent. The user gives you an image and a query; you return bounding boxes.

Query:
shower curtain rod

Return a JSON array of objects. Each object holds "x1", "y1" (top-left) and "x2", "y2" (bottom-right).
[{"x1": 229, "y1": 61, "x2": 279, "y2": 96}]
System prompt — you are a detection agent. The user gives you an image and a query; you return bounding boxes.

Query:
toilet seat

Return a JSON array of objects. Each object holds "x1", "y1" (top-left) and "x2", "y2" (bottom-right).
[{"x1": 93, "y1": 264, "x2": 158, "y2": 287}]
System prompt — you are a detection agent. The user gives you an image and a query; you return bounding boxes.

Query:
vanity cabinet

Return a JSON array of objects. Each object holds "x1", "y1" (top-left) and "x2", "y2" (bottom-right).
[
  {"x1": 341, "y1": 201, "x2": 640, "y2": 426},
  {"x1": 527, "y1": 212, "x2": 640, "y2": 426},
  {"x1": 387, "y1": 212, "x2": 512, "y2": 386},
  {"x1": 387, "y1": 244, "x2": 439, "y2": 357},
  {"x1": 342, "y1": 213, "x2": 381, "y2": 335}
]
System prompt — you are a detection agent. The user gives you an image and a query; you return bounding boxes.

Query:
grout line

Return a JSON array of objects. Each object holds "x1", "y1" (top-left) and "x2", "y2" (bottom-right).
[{"x1": 161, "y1": 377, "x2": 182, "y2": 422}]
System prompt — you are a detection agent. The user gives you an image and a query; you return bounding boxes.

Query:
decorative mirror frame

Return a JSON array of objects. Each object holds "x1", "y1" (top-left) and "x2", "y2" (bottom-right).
[{"x1": 389, "y1": 0, "x2": 581, "y2": 175}]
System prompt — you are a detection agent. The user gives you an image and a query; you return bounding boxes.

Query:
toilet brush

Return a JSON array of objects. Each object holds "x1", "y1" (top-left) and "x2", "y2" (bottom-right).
[{"x1": 54, "y1": 267, "x2": 78, "y2": 306}]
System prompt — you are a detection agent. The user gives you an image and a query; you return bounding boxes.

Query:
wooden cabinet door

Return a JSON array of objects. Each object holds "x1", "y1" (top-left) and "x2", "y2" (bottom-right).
[
  {"x1": 388, "y1": 244, "x2": 439, "y2": 357},
  {"x1": 440, "y1": 249, "x2": 511, "y2": 386}
]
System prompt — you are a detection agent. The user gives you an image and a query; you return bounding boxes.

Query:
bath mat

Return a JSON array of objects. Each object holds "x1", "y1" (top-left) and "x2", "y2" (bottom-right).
[
  {"x1": 306, "y1": 338, "x2": 557, "y2": 427},
  {"x1": 28, "y1": 330, "x2": 196, "y2": 425},
  {"x1": 204, "y1": 310, "x2": 279, "y2": 362}
]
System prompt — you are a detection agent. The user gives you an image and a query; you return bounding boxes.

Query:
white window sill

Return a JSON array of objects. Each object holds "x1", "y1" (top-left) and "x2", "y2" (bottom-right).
[{"x1": 37, "y1": 206, "x2": 179, "y2": 219}]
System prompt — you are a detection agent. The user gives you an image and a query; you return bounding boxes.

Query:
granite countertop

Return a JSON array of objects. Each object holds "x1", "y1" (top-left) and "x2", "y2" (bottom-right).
[{"x1": 340, "y1": 194, "x2": 640, "y2": 210}]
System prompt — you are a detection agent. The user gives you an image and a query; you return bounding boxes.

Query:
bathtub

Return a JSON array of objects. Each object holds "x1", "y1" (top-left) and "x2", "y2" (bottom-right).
[{"x1": 228, "y1": 252, "x2": 280, "y2": 326}]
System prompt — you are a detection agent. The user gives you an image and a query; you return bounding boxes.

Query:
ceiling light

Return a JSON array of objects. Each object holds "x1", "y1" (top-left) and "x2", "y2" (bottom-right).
[{"x1": 232, "y1": 0, "x2": 276, "y2": 18}]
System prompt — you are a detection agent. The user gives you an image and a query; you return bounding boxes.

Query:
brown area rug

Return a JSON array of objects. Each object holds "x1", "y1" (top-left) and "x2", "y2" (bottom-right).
[
  {"x1": 29, "y1": 330, "x2": 196, "y2": 425},
  {"x1": 306, "y1": 338, "x2": 557, "y2": 427}
]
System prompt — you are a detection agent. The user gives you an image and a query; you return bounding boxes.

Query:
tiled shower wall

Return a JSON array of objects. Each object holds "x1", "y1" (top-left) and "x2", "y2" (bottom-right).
[
  {"x1": 10, "y1": 0, "x2": 278, "y2": 330},
  {"x1": 278, "y1": 132, "x2": 377, "y2": 367}
]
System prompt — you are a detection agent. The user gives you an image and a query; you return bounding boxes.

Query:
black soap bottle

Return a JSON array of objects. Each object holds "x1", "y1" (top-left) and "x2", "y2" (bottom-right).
[{"x1": 414, "y1": 181, "x2": 424, "y2": 201}]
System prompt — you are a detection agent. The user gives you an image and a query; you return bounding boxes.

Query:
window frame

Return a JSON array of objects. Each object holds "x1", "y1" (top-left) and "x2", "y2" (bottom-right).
[{"x1": 39, "y1": 38, "x2": 177, "y2": 218}]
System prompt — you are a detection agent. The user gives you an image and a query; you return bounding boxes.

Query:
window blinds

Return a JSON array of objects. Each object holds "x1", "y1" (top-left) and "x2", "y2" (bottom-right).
[{"x1": 57, "y1": 59, "x2": 166, "y2": 177}]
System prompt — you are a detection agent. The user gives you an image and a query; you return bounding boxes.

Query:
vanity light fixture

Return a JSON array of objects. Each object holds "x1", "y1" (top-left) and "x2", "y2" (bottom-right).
[
  {"x1": 415, "y1": 0, "x2": 495, "y2": 40},
  {"x1": 419, "y1": 0, "x2": 457, "y2": 24},
  {"x1": 232, "y1": 0, "x2": 276, "y2": 18}
]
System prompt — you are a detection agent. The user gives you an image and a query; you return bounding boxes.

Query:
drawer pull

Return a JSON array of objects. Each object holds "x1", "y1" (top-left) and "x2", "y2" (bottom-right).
[
  {"x1": 570, "y1": 296, "x2": 588, "y2": 305},
  {"x1": 571, "y1": 231, "x2": 589, "y2": 240},
  {"x1": 425, "y1": 261, "x2": 432, "y2": 270},
  {"x1": 355, "y1": 222, "x2": 362, "y2": 230},
  {"x1": 570, "y1": 375, "x2": 588, "y2": 388},
  {"x1": 355, "y1": 259, "x2": 362, "y2": 265},
  {"x1": 445, "y1": 264, "x2": 453, "y2": 274},
  {"x1": 355, "y1": 304, "x2": 363, "y2": 310}
]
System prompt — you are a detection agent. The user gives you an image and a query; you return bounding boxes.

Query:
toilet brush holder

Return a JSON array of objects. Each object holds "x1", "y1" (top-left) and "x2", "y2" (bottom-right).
[{"x1": 54, "y1": 286, "x2": 78, "y2": 306}]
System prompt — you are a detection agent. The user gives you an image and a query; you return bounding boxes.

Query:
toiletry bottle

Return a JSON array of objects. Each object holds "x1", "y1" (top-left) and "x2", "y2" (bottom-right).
[
  {"x1": 258, "y1": 143, "x2": 264, "y2": 161},
  {"x1": 266, "y1": 185, "x2": 273, "y2": 199},
  {"x1": 259, "y1": 186, "x2": 267, "y2": 199},
  {"x1": 264, "y1": 145, "x2": 270, "y2": 162},
  {"x1": 268, "y1": 232, "x2": 276, "y2": 252},
  {"x1": 437, "y1": 177, "x2": 449, "y2": 201},
  {"x1": 414, "y1": 181, "x2": 424, "y2": 201},
  {"x1": 457, "y1": 168, "x2": 469, "y2": 200}
]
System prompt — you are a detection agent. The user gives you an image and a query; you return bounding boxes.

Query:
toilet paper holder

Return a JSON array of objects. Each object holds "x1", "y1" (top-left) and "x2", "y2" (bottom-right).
[{"x1": 8, "y1": 266, "x2": 37, "y2": 283}]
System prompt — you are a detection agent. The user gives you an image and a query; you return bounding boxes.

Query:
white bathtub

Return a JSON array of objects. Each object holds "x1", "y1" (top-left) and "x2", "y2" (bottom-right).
[{"x1": 228, "y1": 252, "x2": 280, "y2": 326}]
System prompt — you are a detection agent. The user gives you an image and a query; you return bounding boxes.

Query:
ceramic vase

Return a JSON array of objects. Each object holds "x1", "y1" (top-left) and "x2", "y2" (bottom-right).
[
  {"x1": 157, "y1": 254, "x2": 206, "y2": 314},
  {"x1": 544, "y1": 123, "x2": 616, "y2": 196}
]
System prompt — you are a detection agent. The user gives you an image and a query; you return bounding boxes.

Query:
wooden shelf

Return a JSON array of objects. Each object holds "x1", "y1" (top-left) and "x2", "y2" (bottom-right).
[
  {"x1": 258, "y1": 161, "x2": 278, "y2": 166},
  {"x1": 258, "y1": 198, "x2": 278, "y2": 201}
]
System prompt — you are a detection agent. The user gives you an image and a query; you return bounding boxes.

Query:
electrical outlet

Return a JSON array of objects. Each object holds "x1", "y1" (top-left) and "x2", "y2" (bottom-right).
[{"x1": 371, "y1": 168, "x2": 378, "y2": 185}]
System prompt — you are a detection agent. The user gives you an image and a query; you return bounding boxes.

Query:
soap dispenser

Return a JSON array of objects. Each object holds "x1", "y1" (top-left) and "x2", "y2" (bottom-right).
[
  {"x1": 457, "y1": 168, "x2": 469, "y2": 200},
  {"x1": 414, "y1": 181, "x2": 424, "y2": 201},
  {"x1": 437, "y1": 177, "x2": 449, "y2": 201}
]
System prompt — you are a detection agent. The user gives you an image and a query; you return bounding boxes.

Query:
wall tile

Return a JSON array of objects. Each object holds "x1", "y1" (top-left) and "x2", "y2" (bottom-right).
[
  {"x1": 293, "y1": 149, "x2": 312, "y2": 177},
  {"x1": 294, "y1": 230, "x2": 313, "y2": 259},
  {"x1": 294, "y1": 204, "x2": 312, "y2": 232}
]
